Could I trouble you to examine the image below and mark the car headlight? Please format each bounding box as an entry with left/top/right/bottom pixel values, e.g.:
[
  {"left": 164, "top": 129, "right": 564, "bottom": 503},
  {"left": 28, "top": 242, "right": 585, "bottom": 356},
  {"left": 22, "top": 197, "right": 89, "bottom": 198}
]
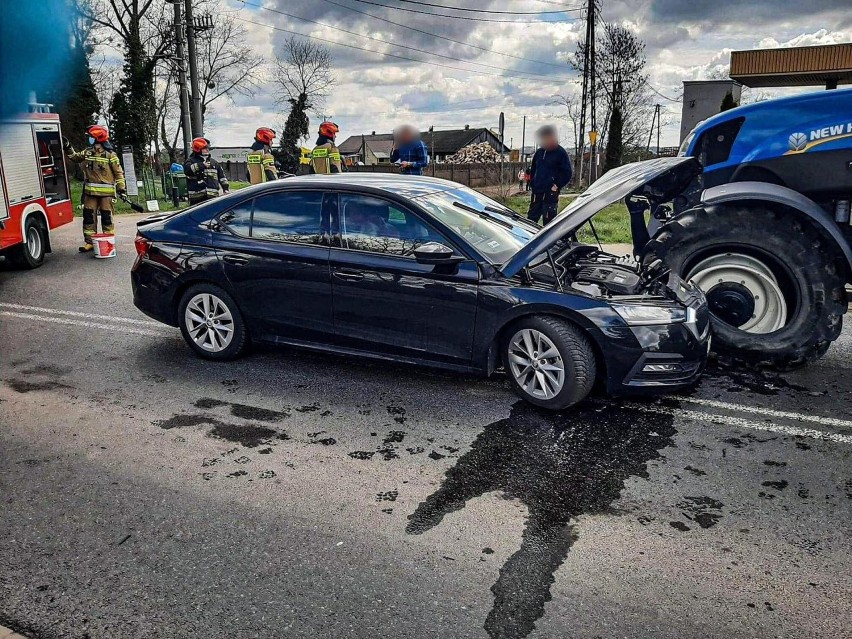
[{"left": 611, "top": 303, "right": 688, "bottom": 325}]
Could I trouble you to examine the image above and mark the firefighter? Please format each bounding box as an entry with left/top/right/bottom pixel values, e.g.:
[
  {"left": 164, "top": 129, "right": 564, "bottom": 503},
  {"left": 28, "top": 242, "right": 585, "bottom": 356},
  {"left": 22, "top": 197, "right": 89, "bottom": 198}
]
[
  {"left": 246, "top": 127, "right": 278, "bottom": 184},
  {"left": 183, "top": 137, "right": 229, "bottom": 205},
  {"left": 310, "top": 121, "right": 343, "bottom": 174},
  {"left": 64, "top": 125, "right": 126, "bottom": 252}
]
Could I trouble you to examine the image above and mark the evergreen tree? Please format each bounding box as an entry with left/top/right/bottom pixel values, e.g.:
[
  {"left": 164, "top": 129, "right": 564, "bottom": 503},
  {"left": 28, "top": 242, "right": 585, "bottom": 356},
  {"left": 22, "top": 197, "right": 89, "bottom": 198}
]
[
  {"left": 54, "top": 41, "right": 100, "bottom": 149},
  {"left": 720, "top": 91, "right": 739, "bottom": 111},
  {"left": 278, "top": 94, "right": 310, "bottom": 173},
  {"left": 110, "top": 29, "right": 157, "bottom": 167},
  {"left": 603, "top": 100, "right": 624, "bottom": 173}
]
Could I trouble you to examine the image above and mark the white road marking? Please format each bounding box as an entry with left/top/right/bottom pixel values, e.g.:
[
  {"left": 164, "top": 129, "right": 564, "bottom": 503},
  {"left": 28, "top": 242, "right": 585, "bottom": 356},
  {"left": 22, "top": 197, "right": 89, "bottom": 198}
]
[
  {"left": 2, "top": 302, "right": 850, "bottom": 444},
  {"left": 679, "top": 396, "right": 852, "bottom": 431},
  {"left": 0, "top": 311, "right": 174, "bottom": 338},
  {"left": 0, "top": 302, "right": 162, "bottom": 327},
  {"left": 623, "top": 401, "right": 852, "bottom": 445}
]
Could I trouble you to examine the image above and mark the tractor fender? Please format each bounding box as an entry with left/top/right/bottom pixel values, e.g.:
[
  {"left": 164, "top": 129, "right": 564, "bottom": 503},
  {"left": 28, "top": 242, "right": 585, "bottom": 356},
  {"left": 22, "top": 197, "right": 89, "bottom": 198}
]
[{"left": 700, "top": 181, "right": 852, "bottom": 275}]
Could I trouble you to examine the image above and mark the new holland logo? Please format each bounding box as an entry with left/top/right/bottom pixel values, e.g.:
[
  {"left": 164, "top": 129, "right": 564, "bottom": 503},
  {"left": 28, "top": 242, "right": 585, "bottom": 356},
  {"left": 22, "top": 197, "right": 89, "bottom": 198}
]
[{"left": 788, "top": 132, "right": 808, "bottom": 152}]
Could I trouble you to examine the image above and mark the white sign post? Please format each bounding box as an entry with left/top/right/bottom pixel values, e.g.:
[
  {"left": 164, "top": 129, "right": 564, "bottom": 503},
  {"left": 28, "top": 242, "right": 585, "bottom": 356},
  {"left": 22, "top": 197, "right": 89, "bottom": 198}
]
[{"left": 121, "top": 146, "right": 139, "bottom": 196}]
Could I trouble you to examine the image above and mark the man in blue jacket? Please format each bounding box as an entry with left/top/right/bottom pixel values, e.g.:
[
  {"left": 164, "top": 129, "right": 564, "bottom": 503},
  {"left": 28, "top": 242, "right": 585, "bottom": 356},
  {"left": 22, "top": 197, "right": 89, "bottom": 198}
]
[
  {"left": 528, "top": 125, "right": 573, "bottom": 225},
  {"left": 391, "top": 125, "right": 429, "bottom": 175}
]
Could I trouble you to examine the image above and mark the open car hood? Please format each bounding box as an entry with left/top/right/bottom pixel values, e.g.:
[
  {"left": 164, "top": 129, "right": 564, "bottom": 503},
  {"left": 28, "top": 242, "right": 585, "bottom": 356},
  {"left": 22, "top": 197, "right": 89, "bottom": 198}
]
[{"left": 499, "top": 156, "right": 701, "bottom": 277}]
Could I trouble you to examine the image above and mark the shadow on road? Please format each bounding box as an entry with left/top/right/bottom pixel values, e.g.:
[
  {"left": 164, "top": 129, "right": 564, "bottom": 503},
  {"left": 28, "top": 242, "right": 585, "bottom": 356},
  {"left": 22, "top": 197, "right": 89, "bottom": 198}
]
[{"left": 406, "top": 400, "right": 678, "bottom": 639}]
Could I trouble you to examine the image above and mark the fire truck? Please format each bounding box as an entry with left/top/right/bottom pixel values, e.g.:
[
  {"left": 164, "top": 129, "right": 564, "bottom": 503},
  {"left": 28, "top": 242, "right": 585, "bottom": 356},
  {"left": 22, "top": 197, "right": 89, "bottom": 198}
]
[{"left": 0, "top": 110, "right": 74, "bottom": 268}]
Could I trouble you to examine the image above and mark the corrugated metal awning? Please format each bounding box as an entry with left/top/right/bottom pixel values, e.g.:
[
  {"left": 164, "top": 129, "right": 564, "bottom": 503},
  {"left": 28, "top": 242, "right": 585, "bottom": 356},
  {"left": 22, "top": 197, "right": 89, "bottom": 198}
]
[{"left": 730, "top": 43, "right": 852, "bottom": 87}]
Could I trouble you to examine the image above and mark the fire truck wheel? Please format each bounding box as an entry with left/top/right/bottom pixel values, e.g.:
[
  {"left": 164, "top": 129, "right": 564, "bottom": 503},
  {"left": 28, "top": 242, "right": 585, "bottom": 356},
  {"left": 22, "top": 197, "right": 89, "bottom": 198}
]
[{"left": 9, "top": 218, "right": 46, "bottom": 269}]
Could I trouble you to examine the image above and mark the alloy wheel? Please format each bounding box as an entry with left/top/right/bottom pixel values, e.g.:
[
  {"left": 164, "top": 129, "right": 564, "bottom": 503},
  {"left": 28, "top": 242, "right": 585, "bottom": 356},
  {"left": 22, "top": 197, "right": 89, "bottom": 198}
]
[
  {"left": 184, "top": 293, "right": 235, "bottom": 353},
  {"left": 508, "top": 328, "right": 565, "bottom": 400}
]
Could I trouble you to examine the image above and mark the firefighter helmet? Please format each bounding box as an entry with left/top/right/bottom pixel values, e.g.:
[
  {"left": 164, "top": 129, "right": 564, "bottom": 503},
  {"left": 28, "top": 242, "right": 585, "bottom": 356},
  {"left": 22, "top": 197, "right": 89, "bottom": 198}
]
[
  {"left": 192, "top": 137, "right": 211, "bottom": 153},
  {"left": 319, "top": 121, "right": 340, "bottom": 140},
  {"left": 255, "top": 127, "right": 276, "bottom": 145},
  {"left": 87, "top": 125, "right": 110, "bottom": 144}
]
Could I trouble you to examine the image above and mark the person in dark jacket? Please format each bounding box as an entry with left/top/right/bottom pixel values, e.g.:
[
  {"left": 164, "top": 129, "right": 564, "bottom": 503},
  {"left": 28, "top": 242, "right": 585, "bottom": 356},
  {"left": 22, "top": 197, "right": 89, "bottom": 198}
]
[
  {"left": 527, "top": 125, "right": 573, "bottom": 225},
  {"left": 390, "top": 125, "right": 429, "bottom": 175},
  {"left": 183, "top": 137, "right": 229, "bottom": 205}
]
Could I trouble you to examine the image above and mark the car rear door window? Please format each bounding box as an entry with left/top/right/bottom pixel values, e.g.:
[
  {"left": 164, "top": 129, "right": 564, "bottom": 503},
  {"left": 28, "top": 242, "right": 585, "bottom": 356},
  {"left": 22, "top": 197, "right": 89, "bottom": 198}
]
[
  {"left": 340, "top": 194, "right": 446, "bottom": 256},
  {"left": 218, "top": 202, "right": 253, "bottom": 236},
  {"left": 251, "top": 191, "right": 326, "bottom": 244}
]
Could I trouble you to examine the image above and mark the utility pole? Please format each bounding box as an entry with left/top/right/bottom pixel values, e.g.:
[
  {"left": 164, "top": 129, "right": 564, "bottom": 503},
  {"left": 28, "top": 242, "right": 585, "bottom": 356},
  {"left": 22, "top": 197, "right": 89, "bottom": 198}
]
[
  {"left": 184, "top": 0, "right": 205, "bottom": 138},
  {"left": 172, "top": 1, "right": 191, "bottom": 158},
  {"left": 520, "top": 115, "right": 526, "bottom": 163},
  {"left": 588, "top": 0, "right": 597, "bottom": 184},
  {"left": 646, "top": 104, "right": 662, "bottom": 155},
  {"left": 578, "top": 0, "right": 596, "bottom": 186},
  {"left": 656, "top": 104, "right": 662, "bottom": 155}
]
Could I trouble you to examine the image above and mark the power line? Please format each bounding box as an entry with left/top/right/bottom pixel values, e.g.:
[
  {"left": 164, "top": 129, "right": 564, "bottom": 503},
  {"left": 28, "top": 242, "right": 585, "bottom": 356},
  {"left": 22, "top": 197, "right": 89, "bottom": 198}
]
[
  {"left": 234, "top": 15, "right": 575, "bottom": 82},
  {"left": 644, "top": 81, "right": 682, "bottom": 102},
  {"left": 351, "top": 0, "right": 582, "bottom": 23},
  {"left": 315, "top": 0, "right": 572, "bottom": 70},
  {"left": 385, "top": 0, "right": 576, "bottom": 15},
  {"left": 237, "top": 1, "right": 573, "bottom": 81}
]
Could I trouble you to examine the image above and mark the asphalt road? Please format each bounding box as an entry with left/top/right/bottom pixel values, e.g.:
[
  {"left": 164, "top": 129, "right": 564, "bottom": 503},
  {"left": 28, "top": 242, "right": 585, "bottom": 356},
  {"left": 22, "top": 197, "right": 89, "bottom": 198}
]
[{"left": 1, "top": 215, "right": 850, "bottom": 639}]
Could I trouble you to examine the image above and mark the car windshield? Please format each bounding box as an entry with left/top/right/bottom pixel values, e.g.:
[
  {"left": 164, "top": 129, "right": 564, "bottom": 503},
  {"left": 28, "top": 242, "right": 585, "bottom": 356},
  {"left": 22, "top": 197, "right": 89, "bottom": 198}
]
[{"left": 417, "top": 188, "right": 537, "bottom": 264}]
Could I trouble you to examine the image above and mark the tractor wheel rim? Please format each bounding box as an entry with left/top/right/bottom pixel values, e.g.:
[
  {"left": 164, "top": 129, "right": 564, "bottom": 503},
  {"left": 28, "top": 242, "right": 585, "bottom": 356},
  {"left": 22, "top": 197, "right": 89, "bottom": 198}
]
[
  {"left": 27, "top": 226, "right": 41, "bottom": 258},
  {"left": 687, "top": 253, "right": 787, "bottom": 334},
  {"left": 508, "top": 328, "right": 565, "bottom": 400},
  {"left": 185, "top": 293, "right": 234, "bottom": 352}
]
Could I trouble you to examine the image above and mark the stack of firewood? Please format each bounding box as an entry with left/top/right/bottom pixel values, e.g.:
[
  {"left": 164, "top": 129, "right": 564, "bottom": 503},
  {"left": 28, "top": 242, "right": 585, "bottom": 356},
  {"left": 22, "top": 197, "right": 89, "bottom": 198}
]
[{"left": 446, "top": 142, "right": 501, "bottom": 164}]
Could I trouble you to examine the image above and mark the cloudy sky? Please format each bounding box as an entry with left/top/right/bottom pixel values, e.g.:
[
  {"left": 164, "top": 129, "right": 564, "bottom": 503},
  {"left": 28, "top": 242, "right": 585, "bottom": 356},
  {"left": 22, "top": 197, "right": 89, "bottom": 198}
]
[{"left": 201, "top": 0, "right": 851, "bottom": 150}]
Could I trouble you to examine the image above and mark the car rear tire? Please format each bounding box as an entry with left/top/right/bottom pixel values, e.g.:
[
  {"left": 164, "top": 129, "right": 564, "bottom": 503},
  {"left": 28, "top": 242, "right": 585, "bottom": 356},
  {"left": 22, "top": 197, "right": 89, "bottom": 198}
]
[
  {"left": 503, "top": 316, "right": 596, "bottom": 410},
  {"left": 178, "top": 284, "right": 249, "bottom": 361},
  {"left": 646, "top": 204, "right": 847, "bottom": 368},
  {"left": 9, "top": 218, "right": 46, "bottom": 269}
]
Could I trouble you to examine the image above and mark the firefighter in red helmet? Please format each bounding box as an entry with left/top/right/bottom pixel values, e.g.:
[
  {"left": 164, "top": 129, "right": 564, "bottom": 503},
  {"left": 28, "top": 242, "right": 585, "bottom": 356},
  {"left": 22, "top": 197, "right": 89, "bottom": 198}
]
[
  {"left": 247, "top": 127, "right": 278, "bottom": 184},
  {"left": 310, "top": 121, "right": 343, "bottom": 174},
  {"left": 183, "top": 137, "right": 229, "bottom": 205},
  {"left": 64, "top": 125, "right": 126, "bottom": 252}
]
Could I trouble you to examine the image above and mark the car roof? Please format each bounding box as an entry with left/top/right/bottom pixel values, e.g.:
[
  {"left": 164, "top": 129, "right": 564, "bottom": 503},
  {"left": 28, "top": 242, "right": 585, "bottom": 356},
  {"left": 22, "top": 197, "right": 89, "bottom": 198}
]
[{"left": 245, "top": 173, "right": 462, "bottom": 199}]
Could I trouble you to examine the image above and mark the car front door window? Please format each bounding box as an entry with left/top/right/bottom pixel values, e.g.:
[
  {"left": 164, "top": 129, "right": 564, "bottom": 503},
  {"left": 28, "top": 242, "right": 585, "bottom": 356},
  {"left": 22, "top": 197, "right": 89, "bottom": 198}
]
[{"left": 340, "top": 194, "right": 447, "bottom": 255}]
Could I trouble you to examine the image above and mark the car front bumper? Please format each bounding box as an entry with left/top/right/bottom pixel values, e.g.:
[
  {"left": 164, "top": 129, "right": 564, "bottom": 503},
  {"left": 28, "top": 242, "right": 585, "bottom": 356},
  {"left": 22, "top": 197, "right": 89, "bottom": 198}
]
[{"left": 588, "top": 319, "right": 711, "bottom": 395}]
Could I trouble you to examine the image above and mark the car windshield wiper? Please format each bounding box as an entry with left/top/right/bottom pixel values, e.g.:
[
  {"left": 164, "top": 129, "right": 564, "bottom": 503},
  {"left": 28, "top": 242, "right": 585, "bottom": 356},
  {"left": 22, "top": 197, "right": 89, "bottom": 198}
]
[
  {"left": 452, "top": 201, "right": 514, "bottom": 229},
  {"left": 483, "top": 204, "right": 537, "bottom": 226}
]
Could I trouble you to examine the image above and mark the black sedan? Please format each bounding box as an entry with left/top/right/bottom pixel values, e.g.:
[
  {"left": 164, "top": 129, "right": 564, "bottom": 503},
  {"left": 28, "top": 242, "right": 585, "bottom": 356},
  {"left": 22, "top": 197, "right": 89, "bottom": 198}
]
[{"left": 132, "top": 158, "right": 710, "bottom": 409}]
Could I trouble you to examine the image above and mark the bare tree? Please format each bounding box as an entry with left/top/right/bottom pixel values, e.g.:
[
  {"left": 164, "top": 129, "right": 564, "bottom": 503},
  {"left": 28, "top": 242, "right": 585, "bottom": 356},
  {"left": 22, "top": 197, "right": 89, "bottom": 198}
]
[
  {"left": 570, "top": 23, "right": 655, "bottom": 163},
  {"left": 273, "top": 35, "right": 335, "bottom": 115},
  {"left": 197, "top": 13, "right": 265, "bottom": 124},
  {"left": 552, "top": 93, "right": 583, "bottom": 172}
]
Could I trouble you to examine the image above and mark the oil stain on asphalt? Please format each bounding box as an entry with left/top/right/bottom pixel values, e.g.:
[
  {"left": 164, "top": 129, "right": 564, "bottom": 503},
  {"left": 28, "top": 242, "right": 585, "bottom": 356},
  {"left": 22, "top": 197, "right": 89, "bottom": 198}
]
[{"left": 406, "top": 400, "right": 686, "bottom": 639}]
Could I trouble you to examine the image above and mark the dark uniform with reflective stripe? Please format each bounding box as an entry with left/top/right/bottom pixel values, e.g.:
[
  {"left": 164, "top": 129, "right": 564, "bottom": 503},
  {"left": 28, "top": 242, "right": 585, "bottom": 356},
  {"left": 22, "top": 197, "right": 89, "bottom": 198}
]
[
  {"left": 67, "top": 145, "right": 126, "bottom": 242},
  {"left": 183, "top": 153, "right": 229, "bottom": 204}
]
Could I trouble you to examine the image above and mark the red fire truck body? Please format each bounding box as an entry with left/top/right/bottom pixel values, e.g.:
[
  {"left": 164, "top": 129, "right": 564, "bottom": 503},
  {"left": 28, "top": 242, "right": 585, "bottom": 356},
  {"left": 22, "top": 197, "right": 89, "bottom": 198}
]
[{"left": 0, "top": 112, "right": 74, "bottom": 268}]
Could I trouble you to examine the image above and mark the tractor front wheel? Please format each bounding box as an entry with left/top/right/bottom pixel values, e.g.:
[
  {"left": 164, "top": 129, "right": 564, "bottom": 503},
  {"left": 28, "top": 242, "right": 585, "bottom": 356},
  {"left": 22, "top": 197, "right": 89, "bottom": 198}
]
[{"left": 646, "top": 204, "right": 847, "bottom": 369}]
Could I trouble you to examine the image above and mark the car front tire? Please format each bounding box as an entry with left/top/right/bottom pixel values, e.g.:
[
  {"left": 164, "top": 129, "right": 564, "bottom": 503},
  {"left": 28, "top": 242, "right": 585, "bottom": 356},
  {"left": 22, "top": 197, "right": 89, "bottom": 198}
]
[
  {"left": 178, "top": 284, "right": 249, "bottom": 361},
  {"left": 503, "top": 316, "right": 596, "bottom": 410}
]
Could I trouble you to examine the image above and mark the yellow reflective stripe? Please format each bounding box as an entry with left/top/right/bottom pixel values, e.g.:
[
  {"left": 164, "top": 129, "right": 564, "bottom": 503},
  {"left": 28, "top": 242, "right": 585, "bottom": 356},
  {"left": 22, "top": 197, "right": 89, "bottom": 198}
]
[
  {"left": 329, "top": 152, "right": 341, "bottom": 160},
  {"left": 85, "top": 184, "right": 116, "bottom": 194},
  {"left": 87, "top": 156, "right": 111, "bottom": 163},
  {"left": 110, "top": 156, "right": 120, "bottom": 164},
  {"left": 262, "top": 158, "right": 274, "bottom": 166}
]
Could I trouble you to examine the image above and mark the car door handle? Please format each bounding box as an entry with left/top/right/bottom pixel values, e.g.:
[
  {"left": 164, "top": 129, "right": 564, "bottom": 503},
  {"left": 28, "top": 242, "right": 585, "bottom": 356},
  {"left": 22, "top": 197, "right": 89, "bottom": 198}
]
[
  {"left": 333, "top": 269, "right": 364, "bottom": 281},
  {"left": 222, "top": 254, "right": 249, "bottom": 266}
]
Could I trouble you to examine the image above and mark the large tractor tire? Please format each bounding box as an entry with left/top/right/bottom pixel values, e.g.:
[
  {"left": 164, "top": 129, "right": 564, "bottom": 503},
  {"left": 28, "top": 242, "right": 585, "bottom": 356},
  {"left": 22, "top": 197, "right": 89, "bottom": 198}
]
[{"left": 645, "top": 204, "right": 847, "bottom": 369}]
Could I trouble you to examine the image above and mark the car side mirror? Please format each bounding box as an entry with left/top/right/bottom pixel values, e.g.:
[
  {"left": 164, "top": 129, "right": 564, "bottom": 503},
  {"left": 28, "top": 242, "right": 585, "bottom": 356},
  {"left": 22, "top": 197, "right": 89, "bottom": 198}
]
[{"left": 413, "top": 242, "right": 464, "bottom": 265}]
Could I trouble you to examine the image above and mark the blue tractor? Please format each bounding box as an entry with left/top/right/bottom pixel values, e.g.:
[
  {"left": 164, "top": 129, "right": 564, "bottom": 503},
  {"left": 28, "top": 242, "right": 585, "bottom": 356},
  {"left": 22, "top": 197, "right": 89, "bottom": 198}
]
[{"left": 640, "top": 88, "right": 852, "bottom": 367}]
